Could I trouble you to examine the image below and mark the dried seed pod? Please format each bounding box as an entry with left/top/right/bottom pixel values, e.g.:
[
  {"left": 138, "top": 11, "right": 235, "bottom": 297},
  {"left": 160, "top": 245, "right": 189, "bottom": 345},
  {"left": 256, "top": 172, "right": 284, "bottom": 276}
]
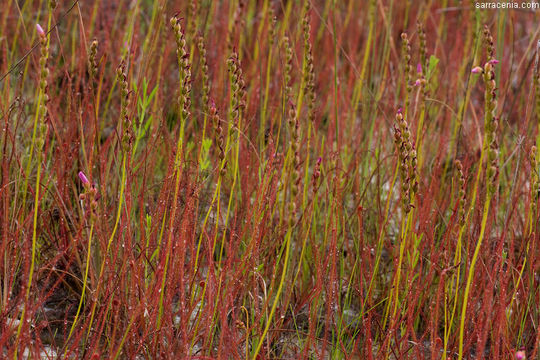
[
  {"left": 197, "top": 35, "right": 210, "bottom": 112},
  {"left": 171, "top": 15, "right": 192, "bottom": 122},
  {"left": 302, "top": 3, "right": 316, "bottom": 123},
  {"left": 455, "top": 160, "right": 467, "bottom": 226},
  {"left": 401, "top": 32, "right": 413, "bottom": 111},
  {"left": 227, "top": 51, "right": 246, "bottom": 125},
  {"left": 88, "top": 39, "right": 99, "bottom": 80},
  {"left": 117, "top": 61, "right": 132, "bottom": 151},
  {"left": 394, "top": 109, "right": 418, "bottom": 213}
]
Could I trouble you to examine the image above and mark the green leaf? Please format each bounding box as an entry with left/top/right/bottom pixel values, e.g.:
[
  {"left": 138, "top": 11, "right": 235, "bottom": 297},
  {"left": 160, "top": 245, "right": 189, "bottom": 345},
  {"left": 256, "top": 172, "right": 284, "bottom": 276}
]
[
  {"left": 199, "top": 137, "right": 212, "bottom": 172},
  {"left": 427, "top": 55, "right": 439, "bottom": 80}
]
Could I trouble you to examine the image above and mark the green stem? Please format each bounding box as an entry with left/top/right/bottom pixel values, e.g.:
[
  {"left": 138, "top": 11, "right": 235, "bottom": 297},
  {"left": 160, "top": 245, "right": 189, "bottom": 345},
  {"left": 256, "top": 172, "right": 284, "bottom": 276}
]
[
  {"left": 458, "top": 195, "right": 491, "bottom": 359},
  {"left": 65, "top": 223, "right": 94, "bottom": 349},
  {"left": 251, "top": 229, "right": 292, "bottom": 360}
]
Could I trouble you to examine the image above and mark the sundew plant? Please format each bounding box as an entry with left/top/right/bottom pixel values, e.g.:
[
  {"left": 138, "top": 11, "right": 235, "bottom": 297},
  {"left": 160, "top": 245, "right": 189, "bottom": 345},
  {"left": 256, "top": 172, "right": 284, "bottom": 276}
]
[{"left": 0, "top": 0, "right": 538, "bottom": 359}]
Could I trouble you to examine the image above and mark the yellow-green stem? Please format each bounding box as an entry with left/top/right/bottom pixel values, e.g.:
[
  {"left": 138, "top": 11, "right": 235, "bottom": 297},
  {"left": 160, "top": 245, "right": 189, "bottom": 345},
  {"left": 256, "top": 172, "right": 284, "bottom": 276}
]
[
  {"left": 458, "top": 195, "right": 491, "bottom": 359},
  {"left": 251, "top": 229, "right": 292, "bottom": 360},
  {"left": 65, "top": 223, "right": 95, "bottom": 350}
]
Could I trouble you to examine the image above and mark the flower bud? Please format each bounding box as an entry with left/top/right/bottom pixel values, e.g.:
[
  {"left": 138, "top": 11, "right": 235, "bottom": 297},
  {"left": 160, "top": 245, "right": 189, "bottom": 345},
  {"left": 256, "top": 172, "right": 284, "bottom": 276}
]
[
  {"left": 471, "top": 66, "right": 483, "bottom": 74},
  {"left": 78, "top": 171, "right": 90, "bottom": 187},
  {"left": 36, "top": 24, "right": 45, "bottom": 37}
]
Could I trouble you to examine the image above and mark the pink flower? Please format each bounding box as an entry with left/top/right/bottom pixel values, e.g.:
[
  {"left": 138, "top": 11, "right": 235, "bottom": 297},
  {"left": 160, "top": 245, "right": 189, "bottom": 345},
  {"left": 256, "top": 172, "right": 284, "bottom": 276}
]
[
  {"left": 36, "top": 24, "right": 45, "bottom": 37},
  {"left": 515, "top": 350, "right": 526, "bottom": 360},
  {"left": 397, "top": 107, "right": 403, "bottom": 114},
  {"left": 488, "top": 59, "right": 500, "bottom": 65},
  {"left": 417, "top": 63, "right": 422, "bottom": 74},
  {"left": 78, "top": 171, "right": 90, "bottom": 187},
  {"left": 471, "top": 66, "right": 483, "bottom": 74}
]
